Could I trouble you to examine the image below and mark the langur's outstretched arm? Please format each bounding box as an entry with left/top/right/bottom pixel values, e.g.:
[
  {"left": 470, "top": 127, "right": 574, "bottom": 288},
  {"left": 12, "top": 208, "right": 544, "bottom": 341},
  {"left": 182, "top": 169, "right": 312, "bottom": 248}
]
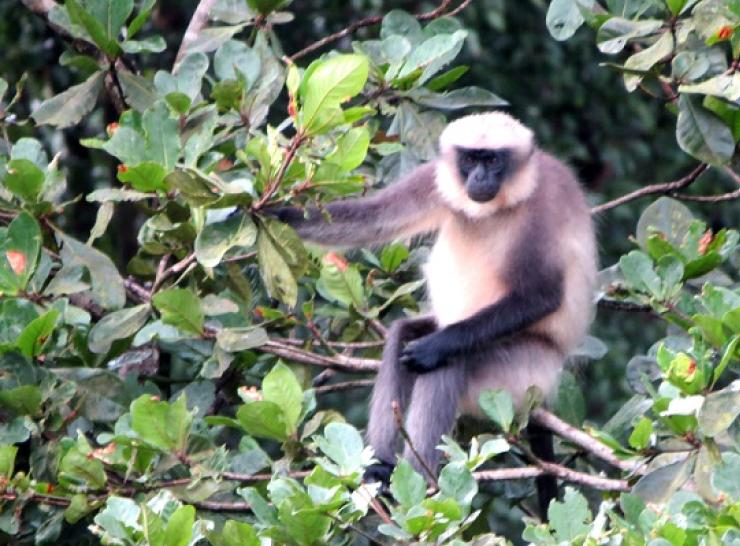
[
  {"left": 400, "top": 261, "right": 564, "bottom": 373},
  {"left": 273, "top": 162, "right": 442, "bottom": 248}
]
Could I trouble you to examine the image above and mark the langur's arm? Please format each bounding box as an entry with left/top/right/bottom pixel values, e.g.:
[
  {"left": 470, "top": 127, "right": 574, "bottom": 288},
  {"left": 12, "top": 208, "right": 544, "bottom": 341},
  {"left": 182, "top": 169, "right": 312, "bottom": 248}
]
[
  {"left": 272, "top": 162, "right": 442, "bottom": 248},
  {"left": 400, "top": 261, "right": 564, "bottom": 373}
]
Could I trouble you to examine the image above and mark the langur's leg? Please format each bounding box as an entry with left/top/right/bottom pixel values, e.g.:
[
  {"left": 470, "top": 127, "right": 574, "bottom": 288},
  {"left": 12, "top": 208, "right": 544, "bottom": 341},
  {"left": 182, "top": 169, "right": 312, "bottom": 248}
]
[
  {"left": 401, "top": 361, "right": 467, "bottom": 479},
  {"left": 366, "top": 316, "right": 437, "bottom": 465}
]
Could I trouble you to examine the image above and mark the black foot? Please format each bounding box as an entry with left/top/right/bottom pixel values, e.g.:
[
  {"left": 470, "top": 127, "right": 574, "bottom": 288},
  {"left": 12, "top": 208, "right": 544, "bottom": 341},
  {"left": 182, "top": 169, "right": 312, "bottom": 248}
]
[{"left": 363, "top": 461, "right": 394, "bottom": 496}]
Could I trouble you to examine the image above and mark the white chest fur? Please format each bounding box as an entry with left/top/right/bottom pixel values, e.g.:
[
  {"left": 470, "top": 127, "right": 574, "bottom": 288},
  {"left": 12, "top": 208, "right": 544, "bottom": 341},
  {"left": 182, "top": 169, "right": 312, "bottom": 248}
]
[{"left": 424, "top": 218, "right": 510, "bottom": 326}]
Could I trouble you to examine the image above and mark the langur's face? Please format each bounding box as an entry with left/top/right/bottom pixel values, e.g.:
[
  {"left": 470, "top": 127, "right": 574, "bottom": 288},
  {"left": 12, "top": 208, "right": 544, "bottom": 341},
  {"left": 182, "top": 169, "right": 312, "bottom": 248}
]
[{"left": 455, "top": 147, "right": 511, "bottom": 203}]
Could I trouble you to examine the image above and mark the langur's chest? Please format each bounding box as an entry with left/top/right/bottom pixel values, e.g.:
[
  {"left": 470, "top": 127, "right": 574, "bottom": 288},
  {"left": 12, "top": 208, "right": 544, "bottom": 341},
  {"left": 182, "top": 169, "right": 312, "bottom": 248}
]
[{"left": 424, "top": 221, "right": 510, "bottom": 325}]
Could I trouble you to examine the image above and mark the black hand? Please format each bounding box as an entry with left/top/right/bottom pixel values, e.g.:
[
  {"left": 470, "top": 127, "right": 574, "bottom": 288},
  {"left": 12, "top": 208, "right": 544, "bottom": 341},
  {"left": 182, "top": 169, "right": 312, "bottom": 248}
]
[
  {"left": 363, "top": 461, "right": 394, "bottom": 497},
  {"left": 399, "top": 333, "right": 448, "bottom": 373}
]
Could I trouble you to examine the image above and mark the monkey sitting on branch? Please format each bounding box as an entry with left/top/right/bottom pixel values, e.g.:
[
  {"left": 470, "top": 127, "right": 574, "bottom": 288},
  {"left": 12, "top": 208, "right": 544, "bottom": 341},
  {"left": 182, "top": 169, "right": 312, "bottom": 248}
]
[{"left": 272, "top": 112, "right": 597, "bottom": 512}]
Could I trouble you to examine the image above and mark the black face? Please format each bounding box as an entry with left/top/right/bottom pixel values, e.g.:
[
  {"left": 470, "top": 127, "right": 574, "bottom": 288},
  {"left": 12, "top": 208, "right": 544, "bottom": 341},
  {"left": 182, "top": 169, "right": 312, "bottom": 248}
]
[{"left": 455, "top": 147, "right": 511, "bottom": 203}]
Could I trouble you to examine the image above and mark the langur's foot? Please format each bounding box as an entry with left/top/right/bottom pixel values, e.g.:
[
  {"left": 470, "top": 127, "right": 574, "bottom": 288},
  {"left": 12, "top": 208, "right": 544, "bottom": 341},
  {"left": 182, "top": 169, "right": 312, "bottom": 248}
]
[{"left": 363, "top": 461, "right": 394, "bottom": 496}]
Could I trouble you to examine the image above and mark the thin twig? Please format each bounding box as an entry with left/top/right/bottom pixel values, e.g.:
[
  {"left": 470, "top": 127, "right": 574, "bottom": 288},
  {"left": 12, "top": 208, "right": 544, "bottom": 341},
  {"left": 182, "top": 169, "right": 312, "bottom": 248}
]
[
  {"left": 723, "top": 166, "right": 740, "bottom": 186},
  {"left": 190, "top": 500, "right": 252, "bottom": 512},
  {"left": 288, "top": 0, "right": 471, "bottom": 61},
  {"left": 591, "top": 164, "right": 708, "bottom": 214},
  {"left": 392, "top": 401, "right": 439, "bottom": 487},
  {"left": 279, "top": 338, "right": 384, "bottom": 350},
  {"left": 672, "top": 189, "right": 740, "bottom": 202},
  {"left": 261, "top": 339, "right": 380, "bottom": 372},
  {"left": 315, "top": 379, "right": 374, "bottom": 394},
  {"left": 174, "top": 0, "right": 219, "bottom": 72},
  {"left": 253, "top": 134, "right": 306, "bottom": 210},
  {"left": 531, "top": 408, "right": 643, "bottom": 473}
]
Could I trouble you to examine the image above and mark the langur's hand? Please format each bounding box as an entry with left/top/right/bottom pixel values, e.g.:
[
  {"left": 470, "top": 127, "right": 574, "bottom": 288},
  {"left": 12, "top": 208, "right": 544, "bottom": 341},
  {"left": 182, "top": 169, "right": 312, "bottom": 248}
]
[
  {"left": 363, "top": 461, "right": 394, "bottom": 496},
  {"left": 400, "top": 333, "right": 448, "bottom": 373}
]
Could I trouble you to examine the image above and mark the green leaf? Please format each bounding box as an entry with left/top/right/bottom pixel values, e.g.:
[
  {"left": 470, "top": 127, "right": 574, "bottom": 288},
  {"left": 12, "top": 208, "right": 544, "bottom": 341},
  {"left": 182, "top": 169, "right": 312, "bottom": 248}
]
[
  {"left": 57, "top": 232, "right": 126, "bottom": 309},
  {"left": 216, "top": 327, "right": 268, "bottom": 352},
  {"left": 121, "top": 35, "right": 166, "bottom": 54},
  {"left": 0, "top": 445, "right": 17, "bottom": 477},
  {"left": 390, "top": 459, "right": 427, "bottom": 508},
  {"left": 623, "top": 32, "right": 674, "bottom": 92},
  {"left": 0, "top": 213, "right": 42, "bottom": 295},
  {"left": 628, "top": 416, "right": 653, "bottom": 450},
  {"left": 117, "top": 161, "right": 168, "bottom": 192},
  {"left": 130, "top": 394, "right": 193, "bottom": 452},
  {"left": 211, "top": 520, "right": 260, "bottom": 546},
  {"left": 326, "top": 125, "right": 370, "bottom": 171},
  {"left": 425, "top": 65, "right": 469, "bottom": 91},
  {"left": 633, "top": 458, "right": 693, "bottom": 503},
  {"left": 2, "top": 159, "right": 45, "bottom": 202},
  {"left": 65, "top": 0, "right": 121, "bottom": 55},
  {"left": 237, "top": 400, "right": 289, "bottom": 441},
  {"left": 380, "top": 243, "right": 409, "bottom": 272},
  {"left": 317, "top": 258, "right": 365, "bottom": 309},
  {"left": 117, "top": 71, "right": 158, "bottom": 112},
  {"left": 596, "top": 18, "right": 663, "bottom": 54},
  {"left": 381, "top": 10, "right": 423, "bottom": 43},
  {"left": 195, "top": 212, "right": 257, "bottom": 268},
  {"left": 665, "top": 0, "right": 688, "bottom": 16},
  {"left": 262, "top": 362, "right": 303, "bottom": 430},
  {"left": 162, "top": 505, "right": 194, "bottom": 546},
  {"left": 680, "top": 74, "right": 740, "bottom": 102},
  {"left": 314, "top": 422, "right": 366, "bottom": 474},
  {"left": 478, "top": 389, "right": 515, "bottom": 432},
  {"left": 0, "top": 386, "right": 42, "bottom": 416},
  {"left": 214, "top": 40, "right": 261, "bottom": 86},
  {"left": 88, "top": 304, "right": 151, "bottom": 354},
  {"left": 554, "top": 370, "right": 586, "bottom": 425},
  {"left": 152, "top": 288, "right": 204, "bottom": 335},
  {"left": 548, "top": 487, "right": 591, "bottom": 541},
  {"left": 84, "top": 0, "right": 133, "bottom": 44},
  {"left": 676, "top": 95, "right": 735, "bottom": 165},
  {"left": 64, "top": 494, "right": 93, "bottom": 524},
  {"left": 59, "top": 437, "right": 107, "bottom": 490},
  {"left": 438, "top": 461, "right": 477, "bottom": 505},
  {"left": 246, "top": 0, "right": 291, "bottom": 15},
  {"left": 413, "top": 86, "right": 508, "bottom": 109},
  {"left": 300, "top": 54, "right": 369, "bottom": 135},
  {"left": 636, "top": 197, "right": 694, "bottom": 249},
  {"left": 712, "top": 452, "right": 740, "bottom": 500},
  {"left": 257, "top": 218, "right": 307, "bottom": 308},
  {"left": 398, "top": 30, "right": 467, "bottom": 85},
  {"left": 619, "top": 250, "right": 661, "bottom": 297},
  {"left": 698, "top": 383, "right": 740, "bottom": 437},
  {"left": 17, "top": 309, "right": 59, "bottom": 358},
  {"left": 546, "top": 0, "right": 585, "bottom": 41}
]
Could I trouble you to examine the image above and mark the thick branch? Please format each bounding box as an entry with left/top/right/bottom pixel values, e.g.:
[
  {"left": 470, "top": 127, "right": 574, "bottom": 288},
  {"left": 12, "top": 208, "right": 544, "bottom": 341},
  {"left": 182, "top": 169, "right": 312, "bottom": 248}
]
[
  {"left": 591, "top": 164, "right": 708, "bottom": 214},
  {"left": 288, "top": 0, "right": 470, "bottom": 61},
  {"left": 531, "top": 408, "right": 642, "bottom": 473},
  {"left": 174, "top": 0, "right": 219, "bottom": 72}
]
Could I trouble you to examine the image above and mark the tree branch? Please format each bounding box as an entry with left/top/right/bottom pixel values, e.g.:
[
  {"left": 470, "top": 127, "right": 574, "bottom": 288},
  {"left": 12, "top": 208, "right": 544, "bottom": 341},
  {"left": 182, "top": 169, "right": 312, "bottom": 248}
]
[
  {"left": 288, "top": 0, "right": 471, "bottom": 61},
  {"left": 174, "top": 0, "right": 219, "bottom": 72},
  {"left": 591, "top": 163, "right": 708, "bottom": 214},
  {"left": 315, "top": 379, "right": 375, "bottom": 394},
  {"left": 473, "top": 464, "right": 628, "bottom": 491},
  {"left": 531, "top": 408, "right": 643, "bottom": 473},
  {"left": 672, "top": 188, "right": 740, "bottom": 202},
  {"left": 261, "top": 339, "right": 380, "bottom": 372}
]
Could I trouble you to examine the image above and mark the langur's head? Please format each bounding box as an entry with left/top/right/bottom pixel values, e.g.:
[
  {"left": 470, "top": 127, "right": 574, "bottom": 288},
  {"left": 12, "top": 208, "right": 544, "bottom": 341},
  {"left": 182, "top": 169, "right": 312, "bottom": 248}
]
[{"left": 436, "top": 112, "right": 538, "bottom": 217}]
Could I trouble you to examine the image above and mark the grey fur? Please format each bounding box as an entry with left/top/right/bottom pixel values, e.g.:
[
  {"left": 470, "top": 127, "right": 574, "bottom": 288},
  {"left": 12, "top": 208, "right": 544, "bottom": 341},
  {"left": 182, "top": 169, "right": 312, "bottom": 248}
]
[{"left": 276, "top": 127, "right": 597, "bottom": 479}]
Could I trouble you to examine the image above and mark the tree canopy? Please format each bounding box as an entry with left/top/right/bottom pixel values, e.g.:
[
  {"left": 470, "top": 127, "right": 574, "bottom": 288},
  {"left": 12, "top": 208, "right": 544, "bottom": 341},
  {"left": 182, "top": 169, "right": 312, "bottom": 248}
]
[{"left": 0, "top": 0, "right": 738, "bottom": 544}]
